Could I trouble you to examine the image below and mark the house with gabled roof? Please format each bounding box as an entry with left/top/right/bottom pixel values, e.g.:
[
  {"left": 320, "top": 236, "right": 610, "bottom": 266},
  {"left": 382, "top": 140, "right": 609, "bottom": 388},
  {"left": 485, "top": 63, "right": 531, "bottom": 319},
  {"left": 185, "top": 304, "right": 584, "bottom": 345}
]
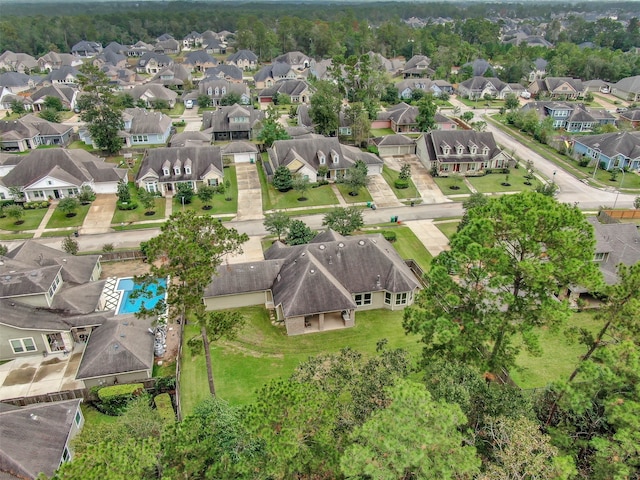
[
  {"left": 183, "top": 50, "right": 218, "bottom": 73},
  {"left": 258, "top": 79, "right": 312, "bottom": 105},
  {"left": 416, "top": 130, "right": 513, "bottom": 176},
  {"left": 199, "top": 79, "right": 250, "bottom": 106},
  {"left": 91, "top": 50, "right": 128, "bottom": 70},
  {"left": 41, "top": 66, "right": 80, "bottom": 86},
  {"left": 203, "top": 64, "right": 244, "bottom": 83},
  {"left": 168, "top": 131, "right": 211, "bottom": 148},
  {"left": 71, "top": 41, "right": 102, "bottom": 58},
  {"left": 149, "top": 64, "right": 191, "bottom": 90},
  {"left": 458, "top": 77, "right": 524, "bottom": 100},
  {"left": 266, "top": 134, "right": 383, "bottom": 182},
  {"left": 28, "top": 84, "right": 78, "bottom": 112},
  {"left": 128, "top": 84, "right": 178, "bottom": 109},
  {"left": 274, "top": 51, "right": 311, "bottom": 71},
  {"left": 612, "top": 75, "right": 640, "bottom": 102},
  {"left": 0, "top": 114, "right": 73, "bottom": 152},
  {"left": 572, "top": 131, "right": 640, "bottom": 172},
  {"left": 37, "top": 52, "right": 82, "bottom": 73},
  {"left": 226, "top": 49, "right": 258, "bottom": 71},
  {"left": 374, "top": 102, "right": 457, "bottom": 133},
  {"left": 401, "top": 55, "right": 434, "bottom": 78},
  {"left": 0, "top": 51, "right": 37, "bottom": 74},
  {"left": 528, "top": 77, "right": 586, "bottom": 100},
  {"left": 122, "top": 107, "right": 173, "bottom": 146},
  {"left": 135, "top": 146, "right": 224, "bottom": 195},
  {"left": 203, "top": 231, "right": 421, "bottom": 335},
  {"left": 154, "top": 36, "right": 181, "bottom": 55},
  {"left": 183, "top": 31, "right": 204, "bottom": 49},
  {"left": 618, "top": 108, "right": 640, "bottom": 128},
  {"left": 522, "top": 101, "right": 615, "bottom": 132},
  {"left": 397, "top": 79, "right": 453, "bottom": 100},
  {"left": 203, "top": 104, "right": 265, "bottom": 141},
  {"left": 528, "top": 58, "right": 548, "bottom": 82},
  {"left": 0, "top": 72, "right": 41, "bottom": 94},
  {"left": 0, "top": 148, "right": 126, "bottom": 200},
  {"left": 136, "top": 52, "right": 173, "bottom": 75},
  {"left": 253, "top": 63, "right": 297, "bottom": 89},
  {"left": 372, "top": 134, "right": 416, "bottom": 157},
  {"left": 0, "top": 399, "right": 84, "bottom": 479}
]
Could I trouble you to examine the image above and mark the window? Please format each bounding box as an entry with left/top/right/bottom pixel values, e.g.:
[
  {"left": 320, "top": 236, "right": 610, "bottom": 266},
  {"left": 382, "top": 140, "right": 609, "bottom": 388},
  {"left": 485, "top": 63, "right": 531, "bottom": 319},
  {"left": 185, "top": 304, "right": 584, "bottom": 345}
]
[
  {"left": 384, "top": 292, "right": 392, "bottom": 305},
  {"left": 185, "top": 166, "right": 191, "bottom": 174},
  {"left": 75, "top": 410, "right": 82, "bottom": 426},
  {"left": 456, "top": 146, "right": 464, "bottom": 155},
  {"left": 442, "top": 147, "right": 450, "bottom": 155},
  {"left": 594, "top": 252, "right": 606, "bottom": 262},
  {"left": 207, "top": 87, "right": 213, "bottom": 95},
  {"left": 395, "top": 292, "right": 408, "bottom": 306},
  {"left": 482, "top": 147, "right": 489, "bottom": 156},
  {"left": 62, "top": 447, "right": 70, "bottom": 463},
  {"left": 332, "top": 154, "right": 339, "bottom": 164},
  {"left": 174, "top": 167, "right": 181, "bottom": 175},
  {"left": 9, "top": 337, "right": 37, "bottom": 354},
  {"left": 162, "top": 168, "right": 170, "bottom": 176},
  {"left": 67, "top": 188, "right": 78, "bottom": 196},
  {"left": 0, "top": 193, "right": 4, "bottom": 199},
  {"left": 48, "top": 274, "right": 61, "bottom": 298},
  {"left": 470, "top": 146, "right": 477, "bottom": 154},
  {"left": 354, "top": 293, "right": 372, "bottom": 306},
  {"left": 208, "top": 178, "right": 219, "bottom": 186},
  {"left": 47, "top": 180, "right": 53, "bottom": 185},
  {"left": 33, "top": 191, "right": 44, "bottom": 199}
]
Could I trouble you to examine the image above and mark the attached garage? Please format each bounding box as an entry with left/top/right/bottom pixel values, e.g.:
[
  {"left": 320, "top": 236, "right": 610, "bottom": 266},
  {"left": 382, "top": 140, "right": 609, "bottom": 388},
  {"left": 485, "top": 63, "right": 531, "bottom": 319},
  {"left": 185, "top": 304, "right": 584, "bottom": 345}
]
[
  {"left": 222, "top": 141, "right": 259, "bottom": 163},
  {"left": 373, "top": 134, "right": 416, "bottom": 158}
]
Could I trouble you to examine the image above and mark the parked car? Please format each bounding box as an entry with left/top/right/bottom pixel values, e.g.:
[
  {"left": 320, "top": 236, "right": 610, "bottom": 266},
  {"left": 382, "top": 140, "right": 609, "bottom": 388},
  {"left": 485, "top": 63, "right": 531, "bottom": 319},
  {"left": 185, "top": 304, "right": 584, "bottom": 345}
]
[
  {"left": 185, "top": 99, "right": 194, "bottom": 109},
  {"left": 616, "top": 107, "right": 628, "bottom": 113},
  {"left": 599, "top": 86, "right": 610, "bottom": 94},
  {"left": 520, "top": 91, "right": 531, "bottom": 99}
]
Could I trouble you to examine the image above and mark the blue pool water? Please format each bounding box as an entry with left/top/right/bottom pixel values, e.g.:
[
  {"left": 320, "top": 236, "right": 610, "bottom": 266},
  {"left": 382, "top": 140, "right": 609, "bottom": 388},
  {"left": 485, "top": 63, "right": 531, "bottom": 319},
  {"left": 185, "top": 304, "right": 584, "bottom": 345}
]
[{"left": 116, "top": 277, "right": 167, "bottom": 315}]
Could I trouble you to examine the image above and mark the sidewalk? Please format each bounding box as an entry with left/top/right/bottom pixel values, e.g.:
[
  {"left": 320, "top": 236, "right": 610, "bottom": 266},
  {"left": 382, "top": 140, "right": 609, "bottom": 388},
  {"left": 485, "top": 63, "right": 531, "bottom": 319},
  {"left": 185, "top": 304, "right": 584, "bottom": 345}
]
[{"left": 32, "top": 202, "right": 58, "bottom": 239}]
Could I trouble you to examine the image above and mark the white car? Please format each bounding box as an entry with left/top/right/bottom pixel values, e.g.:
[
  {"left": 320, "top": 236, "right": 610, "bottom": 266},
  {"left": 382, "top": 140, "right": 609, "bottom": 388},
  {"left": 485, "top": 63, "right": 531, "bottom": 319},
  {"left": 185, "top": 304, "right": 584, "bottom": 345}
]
[
  {"left": 520, "top": 91, "right": 531, "bottom": 99},
  {"left": 185, "top": 100, "right": 194, "bottom": 109}
]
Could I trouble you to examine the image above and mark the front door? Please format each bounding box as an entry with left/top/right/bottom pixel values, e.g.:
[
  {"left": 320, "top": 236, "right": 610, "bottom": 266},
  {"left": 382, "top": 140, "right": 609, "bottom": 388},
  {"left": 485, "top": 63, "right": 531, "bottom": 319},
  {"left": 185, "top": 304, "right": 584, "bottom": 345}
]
[
  {"left": 453, "top": 164, "right": 460, "bottom": 172},
  {"left": 53, "top": 189, "right": 61, "bottom": 199}
]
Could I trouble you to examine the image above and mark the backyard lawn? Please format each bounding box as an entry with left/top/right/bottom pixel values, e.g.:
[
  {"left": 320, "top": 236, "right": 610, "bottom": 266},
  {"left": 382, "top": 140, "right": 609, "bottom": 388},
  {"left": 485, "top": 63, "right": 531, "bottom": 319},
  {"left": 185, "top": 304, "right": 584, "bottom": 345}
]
[
  {"left": 381, "top": 165, "right": 419, "bottom": 199},
  {"left": 179, "top": 306, "right": 422, "bottom": 414},
  {"left": 467, "top": 168, "right": 537, "bottom": 194},
  {"left": 46, "top": 203, "right": 91, "bottom": 229},
  {"left": 370, "top": 128, "right": 395, "bottom": 137},
  {"left": 510, "top": 310, "right": 602, "bottom": 390},
  {"left": 0, "top": 207, "right": 48, "bottom": 231}
]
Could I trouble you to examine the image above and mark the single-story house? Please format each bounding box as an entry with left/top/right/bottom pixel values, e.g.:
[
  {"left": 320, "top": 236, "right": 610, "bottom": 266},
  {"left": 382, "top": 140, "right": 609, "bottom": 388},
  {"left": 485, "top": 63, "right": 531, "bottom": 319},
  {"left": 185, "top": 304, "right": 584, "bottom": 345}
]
[
  {"left": 258, "top": 79, "right": 312, "bottom": 104},
  {"left": 458, "top": 77, "right": 524, "bottom": 100},
  {"left": 611, "top": 75, "right": 640, "bottom": 102},
  {"left": 203, "top": 230, "right": 421, "bottom": 335},
  {"left": 0, "top": 114, "right": 73, "bottom": 152},
  {"left": 122, "top": 108, "right": 172, "bottom": 146},
  {"left": 373, "top": 103, "right": 457, "bottom": 133},
  {"left": 587, "top": 216, "right": 640, "bottom": 285},
  {"left": 168, "top": 131, "right": 211, "bottom": 148},
  {"left": 572, "top": 131, "right": 640, "bottom": 172},
  {"left": 416, "top": 130, "right": 513, "bottom": 175},
  {"left": 528, "top": 77, "right": 586, "bottom": 100},
  {"left": 0, "top": 72, "right": 41, "bottom": 94},
  {"left": 135, "top": 146, "right": 224, "bottom": 195},
  {"left": 202, "top": 104, "right": 265, "bottom": 142},
  {"left": 0, "top": 399, "right": 84, "bottom": 479},
  {"left": 29, "top": 84, "right": 79, "bottom": 112},
  {"left": 222, "top": 141, "right": 259, "bottom": 164},
  {"left": 397, "top": 79, "right": 452, "bottom": 100},
  {"left": 266, "top": 134, "right": 383, "bottom": 182},
  {"left": 128, "top": 84, "right": 178, "bottom": 109},
  {"left": 618, "top": 108, "right": 640, "bottom": 128},
  {"left": 0, "top": 148, "right": 126, "bottom": 201}
]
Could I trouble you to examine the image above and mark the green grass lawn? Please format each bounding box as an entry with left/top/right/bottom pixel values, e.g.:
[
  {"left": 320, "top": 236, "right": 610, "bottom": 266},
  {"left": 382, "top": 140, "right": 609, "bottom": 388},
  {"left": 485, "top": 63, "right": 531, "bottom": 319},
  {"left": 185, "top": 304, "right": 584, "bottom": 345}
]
[
  {"left": 457, "top": 97, "right": 504, "bottom": 108},
  {"left": 46, "top": 203, "right": 90, "bottom": 229},
  {"left": 40, "top": 229, "right": 76, "bottom": 238},
  {"left": 180, "top": 306, "right": 422, "bottom": 414},
  {"left": 81, "top": 404, "right": 119, "bottom": 428},
  {"left": 467, "top": 168, "right": 537, "bottom": 194},
  {"left": 335, "top": 183, "right": 373, "bottom": 204},
  {"left": 435, "top": 220, "right": 460, "bottom": 240},
  {"left": 510, "top": 311, "right": 602, "bottom": 390},
  {"left": 175, "top": 166, "right": 238, "bottom": 215},
  {"left": 112, "top": 197, "right": 166, "bottom": 224},
  {"left": 371, "top": 225, "right": 432, "bottom": 272},
  {"left": 382, "top": 165, "right": 419, "bottom": 199},
  {"left": 432, "top": 176, "right": 472, "bottom": 195},
  {"left": 0, "top": 233, "right": 33, "bottom": 240},
  {"left": 0, "top": 208, "right": 48, "bottom": 231},
  {"left": 371, "top": 128, "right": 395, "bottom": 137},
  {"left": 67, "top": 141, "right": 97, "bottom": 152}
]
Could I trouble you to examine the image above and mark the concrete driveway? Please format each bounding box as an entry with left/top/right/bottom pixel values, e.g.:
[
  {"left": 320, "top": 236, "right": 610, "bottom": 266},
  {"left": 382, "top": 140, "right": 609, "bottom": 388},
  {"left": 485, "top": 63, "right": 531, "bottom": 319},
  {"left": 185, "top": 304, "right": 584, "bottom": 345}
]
[
  {"left": 223, "top": 235, "right": 265, "bottom": 265},
  {"left": 79, "top": 194, "right": 117, "bottom": 235},
  {"left": 368, "top": 174, "right": 403, "bottom": 207},
  {"left": 235, "top": 163, "right": 263, "bottom": 221},
  {"left": 404, "top": 219, "right": 451, "bottom": 257},
  {"left": 386, "top": 154, "right": 451, "bottom": 204}
]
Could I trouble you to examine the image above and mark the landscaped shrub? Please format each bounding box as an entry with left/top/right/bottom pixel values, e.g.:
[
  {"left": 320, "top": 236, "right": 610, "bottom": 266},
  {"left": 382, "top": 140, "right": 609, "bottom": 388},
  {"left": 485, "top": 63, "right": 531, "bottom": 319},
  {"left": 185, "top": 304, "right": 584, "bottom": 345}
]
[
  {"left": 382, "top": 230, "right": 397, "bottom": 242},
  {"left": 23, "top": 201, "right": 49, "bottom": 210},
  {"left": 117, "top": 200, "right": 138, "bottom": 210},
  {"left": 394, "top": 179, "right": 409, "bottom": 189},
  {"left": 154, "top": 393, "right": 175, "bottom": 422},
  {"left": 578, "top": 158, "right": 590, "bottom": 167},
  {"left": 96, "top": 383, "right": 145, "bottom": 416}
]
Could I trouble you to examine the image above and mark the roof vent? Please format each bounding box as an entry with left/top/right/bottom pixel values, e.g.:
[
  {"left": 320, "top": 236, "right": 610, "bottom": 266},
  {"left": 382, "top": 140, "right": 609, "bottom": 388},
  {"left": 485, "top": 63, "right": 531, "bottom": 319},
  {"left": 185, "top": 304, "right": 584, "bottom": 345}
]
[
  {"left": 114, "top": 343, "right": 119, "bottom": 350},
  {"left": 319, "top": 245, "right": 326, "bottom": 250},
  {"left": 30, "top": 272, "right": 38, "bottom": 277},
  {"left": 4, "top": 275, "right": 11, "bottom": 280},
  {"left": 310, "top": 269, "right": 315, "bottom": 274},
  {"left": 301, "top": 252, "right": 306, "bottom": 257},
  {"left": 120, "top": 334, "right": 126, "bottom": 338},
  {"left": 358, "top": 240, "right": 365, "bottom": 246},
  {"left": 338, "top": 242, "right": 345, "bottom": 248}
]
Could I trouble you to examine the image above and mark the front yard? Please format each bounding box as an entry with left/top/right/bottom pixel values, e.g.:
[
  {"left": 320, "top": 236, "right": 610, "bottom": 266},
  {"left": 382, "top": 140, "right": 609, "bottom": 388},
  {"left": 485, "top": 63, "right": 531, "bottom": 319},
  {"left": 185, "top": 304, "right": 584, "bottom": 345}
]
[
  {"left": 467, "top": 167, "right": 538, "bottom": 194},
  {"left": 45, "top": 203, "right": 91, "bottom": 229},
  {"left": 0, "top": 207, "right": 48, "bottom": 231},
  {"left": 175, "top": 166, "right": 238, "bottom": 216},
  {"left": 381, "top": 165, "right": 419, "bottom": 199}
]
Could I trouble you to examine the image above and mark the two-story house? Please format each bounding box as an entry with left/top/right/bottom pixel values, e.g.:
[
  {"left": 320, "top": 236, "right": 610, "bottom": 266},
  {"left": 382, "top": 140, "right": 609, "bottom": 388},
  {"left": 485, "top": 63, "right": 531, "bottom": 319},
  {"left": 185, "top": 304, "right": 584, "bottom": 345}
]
[
  {"left": 199, "top": 79, "right": 250, "bottom": 106},
  {"left": 128, "top": 84, "right": 178, "bottom": 109},
  {"left": 203, "top": 104, "right": 265, "bottom": 141},
  {"left": 401, "top": 55, "right": 434, "bottom": 78},
  {"left": 136, "top": 52, "right": 173, "bottom": 75},
  {"left": 273, "top": 51, "right": 311, "bottom": 71},
  {"left": 258, "top": 79, "right": 312, "bottom": 105},
  {"left": 528, "top": 77, "right": 586, "bottom": 100},
  {"left": 253, "top": 63, "right": 297, "bottom": 89},
  {"left": 458, "top": 77, "right": 525, "bottom": 100},
  {"left": 226, "top": 49, "right": 259, "bottom": 71},
  {"left": 183, "top": 50, "right": 218, "bottom": 73}
]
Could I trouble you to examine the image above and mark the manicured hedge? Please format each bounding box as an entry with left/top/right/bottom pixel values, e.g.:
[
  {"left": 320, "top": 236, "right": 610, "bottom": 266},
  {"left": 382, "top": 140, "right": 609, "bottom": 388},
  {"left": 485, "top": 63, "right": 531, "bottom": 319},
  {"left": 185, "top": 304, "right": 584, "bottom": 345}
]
[
  {"left": 96, "top": 383, "right": 144, "bottom": 415},
  {"left": 382, "top": 230, "right": 397, "bottom": 242},
  {"left": 394, "top": 179, "right": 409, "bottom": 189},
  {"left": 154, "top": 393, "right": 175, "bottom": 422}
]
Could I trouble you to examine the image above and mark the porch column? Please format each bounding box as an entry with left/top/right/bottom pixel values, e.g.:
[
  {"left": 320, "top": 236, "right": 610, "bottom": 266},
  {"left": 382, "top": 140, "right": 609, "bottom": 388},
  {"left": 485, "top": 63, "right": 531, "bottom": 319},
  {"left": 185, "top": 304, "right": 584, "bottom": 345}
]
[{"left": 319, "top": 313, "right": 325, "bottom": 331}]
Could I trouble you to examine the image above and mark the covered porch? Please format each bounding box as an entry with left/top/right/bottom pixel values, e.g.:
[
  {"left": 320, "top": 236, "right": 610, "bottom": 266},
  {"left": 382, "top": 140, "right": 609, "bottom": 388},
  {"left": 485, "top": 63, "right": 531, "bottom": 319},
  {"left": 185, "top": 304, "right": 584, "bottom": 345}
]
[{"left": 285, "top": 310, "right": 355, "bottom": 336}]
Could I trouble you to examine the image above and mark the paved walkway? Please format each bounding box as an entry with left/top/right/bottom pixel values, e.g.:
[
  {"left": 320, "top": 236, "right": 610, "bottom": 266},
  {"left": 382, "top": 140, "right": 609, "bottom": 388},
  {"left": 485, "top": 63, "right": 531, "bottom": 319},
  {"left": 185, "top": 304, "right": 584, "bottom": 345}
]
[
  {"left": 79, "top": 194, "right": 117, "bottom": 235},
  {"left": 330, "top": 184, "right": 348, "bottom": 206},
  {"left": 368, "top": 174, "right": 403, "bottom": 208},
  {"left": 32, "top": 201, "right": 58, "bottom": 238},
  {"left": 404, "top": 219, "right": 451, "bottom": 257},
  {"left": 235, "top": 163, "right": 263, "bottom": 221},
  {"left": 165, "top": 195, "right": 173, "bottom": 217}
]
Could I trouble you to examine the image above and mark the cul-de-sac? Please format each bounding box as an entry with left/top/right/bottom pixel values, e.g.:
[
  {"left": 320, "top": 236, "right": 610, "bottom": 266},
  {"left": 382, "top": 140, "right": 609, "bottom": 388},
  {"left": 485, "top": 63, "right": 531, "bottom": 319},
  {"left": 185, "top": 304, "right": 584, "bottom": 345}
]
[{"left": 0, "top": 1, "right": 639, "bottom": 478}]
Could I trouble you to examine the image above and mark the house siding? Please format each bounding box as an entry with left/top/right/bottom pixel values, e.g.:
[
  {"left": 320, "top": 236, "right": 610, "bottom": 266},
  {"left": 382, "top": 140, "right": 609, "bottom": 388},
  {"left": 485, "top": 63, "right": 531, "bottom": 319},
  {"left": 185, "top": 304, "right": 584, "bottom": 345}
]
[
  {"left": 203, "top": 291, "right": 267, "bottom": 310},
  {"left": 0, "top": 324, "right": 58, "bottom": 360},
  {"left": 81, "top": 370, "right": 151, "bottom": 388}
]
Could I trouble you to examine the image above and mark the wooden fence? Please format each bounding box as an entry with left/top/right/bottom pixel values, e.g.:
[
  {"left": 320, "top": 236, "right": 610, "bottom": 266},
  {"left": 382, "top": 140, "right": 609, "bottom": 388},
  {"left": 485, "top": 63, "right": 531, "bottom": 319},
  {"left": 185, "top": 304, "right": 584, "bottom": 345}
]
[
  {"left": 601, "top": 209, "right": 640, "bottom": 220},
  {"left": 100, "top": 250, "right": 146, "bottom": 262},
  {"left": 174, "top": 322, "right": 184, "bottom": 421}
]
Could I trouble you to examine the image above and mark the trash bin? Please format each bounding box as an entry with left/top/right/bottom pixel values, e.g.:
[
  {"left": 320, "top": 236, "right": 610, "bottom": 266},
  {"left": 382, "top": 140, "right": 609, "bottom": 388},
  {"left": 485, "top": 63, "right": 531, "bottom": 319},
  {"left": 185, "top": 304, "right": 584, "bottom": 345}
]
[
  {"left": 367, "top": 201, "right": 372, "bottom": 208},
  {"left": 371, "top": 204, "right": 377, "bottom": 210},
  {"left": 410, "top": 201, "right": 415, "bottom": 207},
  {"left": 74, "top": 231, "right": 79, "bottom": 237}
]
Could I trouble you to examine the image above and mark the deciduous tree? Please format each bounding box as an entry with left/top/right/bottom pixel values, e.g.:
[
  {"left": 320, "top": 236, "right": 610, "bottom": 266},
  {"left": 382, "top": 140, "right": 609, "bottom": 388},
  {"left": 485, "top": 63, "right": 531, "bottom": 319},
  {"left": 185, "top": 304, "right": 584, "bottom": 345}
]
[
  {"left": 309, "top": 80, "right": 341, "bottom": 136},
  {"left": 257, "top": 105, "right": 290, "bottom": 147},
  {"left": 58, "top": 197, "right": 79, "bottom": 217},
  {"left": 263, "top": 211, "right": 291, "bottom": 242},
  {"left": 286, "top": 219, "right": 315, "bottom": 245},
  {"left": 416, "top": 94, "right": 437, "bottom": 132},
  {"left": 322, "top": 206, "right": 364, "bottom": 236}
]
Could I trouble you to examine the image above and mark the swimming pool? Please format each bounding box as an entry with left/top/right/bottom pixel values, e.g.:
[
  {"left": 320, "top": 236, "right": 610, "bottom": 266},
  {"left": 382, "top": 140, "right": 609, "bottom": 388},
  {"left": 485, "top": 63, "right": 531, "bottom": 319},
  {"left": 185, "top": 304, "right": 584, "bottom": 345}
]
[{"left": 115, "top": 277, "right": 167, "bottom": 315}]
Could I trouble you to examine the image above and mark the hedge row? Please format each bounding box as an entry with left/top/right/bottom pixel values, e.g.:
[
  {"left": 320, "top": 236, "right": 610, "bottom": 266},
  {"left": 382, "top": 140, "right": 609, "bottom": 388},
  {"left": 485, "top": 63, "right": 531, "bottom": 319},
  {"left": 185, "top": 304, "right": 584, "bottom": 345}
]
[{"left": 154, "top": 393, "right": 175, "bottom": 422}]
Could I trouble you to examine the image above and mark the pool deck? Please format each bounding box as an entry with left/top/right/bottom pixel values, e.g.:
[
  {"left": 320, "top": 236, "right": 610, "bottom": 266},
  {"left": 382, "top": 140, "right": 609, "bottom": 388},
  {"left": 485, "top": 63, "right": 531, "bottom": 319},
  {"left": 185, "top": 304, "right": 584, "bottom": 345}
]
[{"left": 100, "top": 277, "right": 122, "bottom": 312}]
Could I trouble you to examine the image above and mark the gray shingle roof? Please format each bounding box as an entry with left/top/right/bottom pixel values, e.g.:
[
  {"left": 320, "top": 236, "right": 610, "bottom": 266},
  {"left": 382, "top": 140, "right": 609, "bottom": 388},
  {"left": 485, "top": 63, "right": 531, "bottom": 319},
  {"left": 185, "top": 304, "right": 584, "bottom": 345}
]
[
  {"left": 374, "top": 134, "right": 415, "bottom": 146},
  {"left": 420, "top": 130, "right": 503, "bottom": 163},
  {"left": 29, "top": 84, "right": 77, "bottom": 105},
  {"left": 587, "top": 217, "right": 640, "bottom": 285},
  {"left": 459, "top": 76, "right": 507, "bottom": 92},
  {"left": 169, "top": 131, "right": 211, "bottom": 147},
  {"left": 202, "top": 104, "right": 264, "bottom": 133},
  {"left": 203, "top": 65, "right": 243, "bottom": 81},
  {"left": 0, "top": 399, "right": 82, "bottom": 479},
  {"left": 0, "top": 299, "right": 109, "bottom": 331},
  {"left": 124, "top": 107, "right": 173, "bottom": 135},
  {"left": 226, "top": 49, "right": 258, "bottom": 63},
  {"left": 76, "top": 315, "right": 154, "bottom": 380},
  {"left": 0, "top": 72, "right": 40, "bottom": 88},
  {"left": 274, "top": 51, "right": 310, "bottom": 66},
  {"left": 136, "top": 146, "right": 223, "bottom": 183},
  {"left": 254, "top": 63, "right": 294, "bottom": 82},
  {"left": 614, "top": 75, "right": 640, "bottom": 94},
  {"left": 2, "top": 148, "right": 127, "bottom": 188},
  {"left": 184, "top": 50, "right": 217, "bottom": 65},
  {"left": 574, "top": 131, "right": 640, "bottom": 160},
  {"left": 0, "top": 113, "right": 73, "bottom": 138},
  {"left": 259, "top": 79, "right": 310, "bottom": 98}
]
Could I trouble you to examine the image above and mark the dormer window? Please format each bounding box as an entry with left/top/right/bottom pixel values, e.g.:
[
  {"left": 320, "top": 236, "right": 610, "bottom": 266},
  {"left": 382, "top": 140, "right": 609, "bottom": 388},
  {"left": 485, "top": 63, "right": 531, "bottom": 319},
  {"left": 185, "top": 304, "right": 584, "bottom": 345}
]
[
  {"left": 331, "top": 150, "right": 340, "bottom": 164},
  {"left": 470, "top": 146, "right": 477, "bottom": 155},
  {"left": 221, "top": 87, "right": 226, "bottom": 94},
  {"left": 214, "top": 87, "right": 219, "bottom": 95},
  {"left": 442, "top": 146, "right": 450, "bottom": 155},
  {"left": 319, "top": 155, "right": 325, "bottom": 164},
  {"left": 174, "top": 167, "right": 181, "bottom": 175},
  {"left": 207, "top": 87, "right": 213, "bottom": 95},
  {"left": 163, "top": 168, "right": 170, "bottom": 176},
  {"left": 482, "top": 147, "right": 489, "bottom": 156},
  {"left": 456, "top": 146, "right": 464, "bottom": 155},
  {"left": 185, "top": 166, "right": 191, "bottom": 174}
]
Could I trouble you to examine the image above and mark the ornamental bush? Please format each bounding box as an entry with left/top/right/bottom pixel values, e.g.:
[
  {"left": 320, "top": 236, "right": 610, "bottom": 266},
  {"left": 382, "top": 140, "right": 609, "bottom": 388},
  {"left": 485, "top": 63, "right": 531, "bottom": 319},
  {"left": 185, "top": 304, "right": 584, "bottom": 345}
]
[
  {"left": 382, "top": 230, "right": 397, "bottom": 242},
  {"left": 96, "top": 383, "right": 145, "bottom": 416},
  {"left": 117, "top": 200, "right": 138, "bottom": 211},
  {"left": 394, "top": 179, "right": 409, "bottom": 189},
  {"left": 154, "top": 393, "right": 175, "bottom": 422}
]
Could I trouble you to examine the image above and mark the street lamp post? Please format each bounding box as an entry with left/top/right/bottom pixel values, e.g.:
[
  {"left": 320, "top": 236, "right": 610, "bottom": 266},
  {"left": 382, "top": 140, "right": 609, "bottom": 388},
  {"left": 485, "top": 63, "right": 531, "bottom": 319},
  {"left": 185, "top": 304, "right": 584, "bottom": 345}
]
[
  {"left": 181, "top": 195, "right": 185, "bottom": 212},
  {"left": 612, "top": 167, "right": 626, "bottom": 210}
]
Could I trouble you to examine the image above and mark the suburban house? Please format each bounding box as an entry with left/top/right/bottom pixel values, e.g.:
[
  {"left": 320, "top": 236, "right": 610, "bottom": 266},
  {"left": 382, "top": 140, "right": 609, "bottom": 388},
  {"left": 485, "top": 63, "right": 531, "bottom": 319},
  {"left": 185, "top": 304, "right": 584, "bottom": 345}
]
[
  {"left": 29, "top": 84, "right": 79, "bottom": 112},
  {"left": 0, "top": 148, "right": 126, "bottom": 201},
  {"left": 154, "top": 36, "right": 181, "bottom": 55},
  {"left": 128, "top": 84, "right": 178, "bottom": 109},
  {"left": 101, "top": 66, "right": 143, "bottom": 88},
  {"left": 136, "top": 52, "right": 174, "bottom": 75},
  {"left": 373, "top": 103, "right": 457, "bottom": 133},
  {"left": 528, "top": 77, "right": 586, "bottom": 99},
  {"left": 461, "top": 59, "right": 495, "bottom": 77},
  {"left": 619, "top": 108, "right": 640, "bottom": 128},
  {"left": 0, "top": 241, "right": 154, "bottom": 388},
  {"left": 41, "top": 66, "right": 80, "bottom": 86},
  {"left": 0, "top": 72, "right": 41, "bottom": 94},
  {"left": 416, "top": 130, "right": 513, "bottom": 175},
  {"left": 522, "top": 101, "right": 616, "bottom": 132},
  {"left": 258, "top": 79, "right": 312, "bottom": 105},
  {"left": 135, "top": 146, "right": 224, "bottom": 195},
  {"left": 202, "top": 37, "right": 227, "bottom": 56},
  {"left": 71, "top": 41, "right": 102, "bottom": 58},
  {"left": 183, "top": 31, "right": 204, "bottom": 49},
  {"left": 253, "top": 63, "right": 297, "bottom": 89},
  {"left": 183, "top": 50, "right": 218, "bottom": 73},
  {"left": 273, "top": 51, "right": 311, "bottom": 71},
  {"left": 528, "top": 58, "right": 548, "bottom": 82},
  {"left": 372, "top": 134, "right": 416, "bottom": 157},
  {"left": 0, "top": 51, "right": 38, "bottom": 74},
  {"left": 397, "top": 79, "right": 453, "bottom": 99},
  {"left": 37, "top": 52, "right": 83, "bottom": 73},
  {"left": 365, "top": 51, "right": 403, "bottom": 74},
  {"left": 0, "top": 114, "right": 74, "bottom": 151},
  {"left": 0, "top": 87, "right": 32, "bottom": 111},
  {"left": 168, "top": 131, "right": 211, "bottom": 148},
  {"left": 401, "top": 55, "right": 434, "bottom": 78},
  {"left": 226, "top": 49, "right": 259, "bottom": 71},
  {"left": 202, "top": 104, "right": 265, "bottom": 141},
  {"left": 199, "top": 79, "right": 250, "bottom": 106},
  {"left": 221, "top": 141, "right": 259, "bottom": 164},
  {"left": 149, "top": 65, "right": 192, "bottom": 90},
  {"left": 0, "top": 399, "right": 84, "bottom": 479},
  {"left": 203, "top": 231, "right": 422, "bottom": 335},
  {"left": 266, "top": 134, "right": 383, "bottom": 182},
  {"left": 202, "top": 65, "right": 244, "bottom": 83},
  {"left": 611, "top": 75, "right": 640, "bottom": 102},
  {"left": 458, "top": 77, "right": 525, "bottom": 100},
  {"left": 122, "top": 108, "right": 173, "bottom": 146},
  {"left": 572, "top": 131, "right": 640, "bottom": 172},
  {"left": 126, "top": 41, "right": 153, "bottom": 58}
]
